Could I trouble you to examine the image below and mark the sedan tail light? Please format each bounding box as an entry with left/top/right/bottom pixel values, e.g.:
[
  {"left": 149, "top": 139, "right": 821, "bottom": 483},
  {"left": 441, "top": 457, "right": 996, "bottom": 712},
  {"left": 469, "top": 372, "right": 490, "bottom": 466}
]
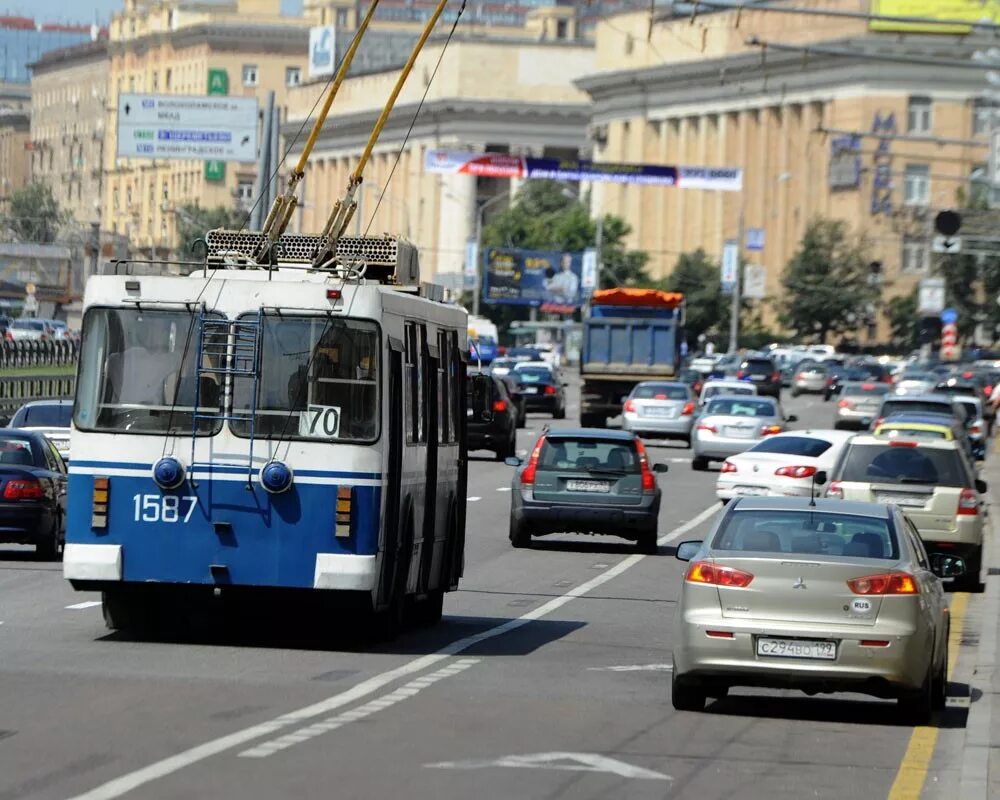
[
  {"left": 623, "top": 399, "right": 636, "bottom": 413},
  {"left": 771, "top": 371, "right": 781, "bottom": 382},
  {"left": 736, "top": 370, "right": 746, "bottom": 379},
  {"left": 543, "top": 385, "right": 557, "bottom": 396},
  {"left": 958, "top": 487, "right": 979, "bottom": 516},
  {"left": 759, "top": 424, "right": 782, "bottom": 436},
  {"left": 3, "top": 478, "right": 43, "bottom": 500},
  {"left": 847, "top": 572, "right": 918, "bottom": 595},
  {"left": 685, "top": 561, "right": 754, "bottom": 588},
  {"left": 774, "top": 465, "right": 817, "bottom": 478},
  {"left": 520, "top": 436, "right": 546, "bottom": 485},
  {"left": 720, "top": 460, "right": 738, "bottom": 473},
  {"left": 826, "top": 480, "right": 844, "bottom": 499},
  {"left": 837, "top": 399, "right": 851, "bottom": 409},
  {"left": 795, "top": 372, "right": 804, "bottom": 380},
  {"left": 696, "top": 423, "right": 717, "bottom": 434},
  {"left": 681, "top": 401, "right": 695, "bottom": 416}
]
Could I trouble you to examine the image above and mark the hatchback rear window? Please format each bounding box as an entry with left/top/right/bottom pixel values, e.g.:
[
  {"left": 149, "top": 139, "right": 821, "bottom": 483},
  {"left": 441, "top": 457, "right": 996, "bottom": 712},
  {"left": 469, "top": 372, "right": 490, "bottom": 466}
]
[
  {"left": 842, "top": 383, "right": 890, "bottom": 397},
  {"left": 537, "top": 439, "right": 639, "bottom": 473},
  {"left": 705, "top": 398, "right": 776, "bottom": 417},
  {"left": 712, "top": 510, "right": 898, "bottom": 559},
  {"left": 748, "top": 436, "right": 833, "bottom": 457},
  {"left": 633, "top": 384, "right": 688, "bottom": 400},
  {"left": 742, "top": 360, "right": 774, "bottom": 373},
  {"left": 880, "top": 400, "right": 956, "bottom": 418},
  {"left": 838, "top": 443, "right": 970, "bottom": 488}
]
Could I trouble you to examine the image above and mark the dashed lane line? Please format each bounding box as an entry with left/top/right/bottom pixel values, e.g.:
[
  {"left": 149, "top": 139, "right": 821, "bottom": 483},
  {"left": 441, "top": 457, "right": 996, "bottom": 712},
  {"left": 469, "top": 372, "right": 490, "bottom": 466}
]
[
  {"left": 66, "top": 502, "right": 720, "bottom": 800},
  {"left": 467, "top": 497, "right": 482, "bottom": 503},
  {"left": 66, "top": 601, "right": 102, "bottom": 610}
]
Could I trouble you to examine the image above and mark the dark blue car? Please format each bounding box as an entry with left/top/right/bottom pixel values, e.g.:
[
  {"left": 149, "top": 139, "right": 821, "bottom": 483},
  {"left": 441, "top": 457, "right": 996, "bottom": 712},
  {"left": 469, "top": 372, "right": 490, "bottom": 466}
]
[{"left": 0, "top": 430, "right": 67, "bottom": 559}]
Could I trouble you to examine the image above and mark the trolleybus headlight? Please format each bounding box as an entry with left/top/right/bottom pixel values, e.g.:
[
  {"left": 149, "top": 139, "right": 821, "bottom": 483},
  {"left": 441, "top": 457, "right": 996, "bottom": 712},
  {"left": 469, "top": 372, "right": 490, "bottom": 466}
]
[
  {"left": 152, "top": 457, "right": 186, "bottom": 490},
  {"left": 260, "top": 460, "right": 293, "bottom": 494}
]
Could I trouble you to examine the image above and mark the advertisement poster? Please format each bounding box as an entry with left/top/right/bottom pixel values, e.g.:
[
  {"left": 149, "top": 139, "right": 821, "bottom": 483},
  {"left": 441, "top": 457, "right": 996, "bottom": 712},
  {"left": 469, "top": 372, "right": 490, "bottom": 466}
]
[{"left": 482, "top": 248, "right": 585, "bottom": 313}]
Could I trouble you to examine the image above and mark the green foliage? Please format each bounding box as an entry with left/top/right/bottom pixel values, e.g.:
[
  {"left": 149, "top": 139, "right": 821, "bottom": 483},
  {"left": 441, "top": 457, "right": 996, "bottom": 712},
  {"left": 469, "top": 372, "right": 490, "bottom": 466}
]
[
  {"left": 7, "top": 183, "right": 66, "bottom": 243},
  {"left": 942, "top": 254, "right": 981, "bottom": 342},
  {"left": 477, "top": 181, "right": 651, "bottom": 330},
  {"left": 779, "top": 218, "right": 880, "bottom": 343},
  {"left": 885, "top": 287, "right": 919, "bottom": 350},
  {"left": 175, "top": 204, "right": 244, "bottom": 255},
  {"left": 664, "top": 249, "right": 727, "bottom": 344}
]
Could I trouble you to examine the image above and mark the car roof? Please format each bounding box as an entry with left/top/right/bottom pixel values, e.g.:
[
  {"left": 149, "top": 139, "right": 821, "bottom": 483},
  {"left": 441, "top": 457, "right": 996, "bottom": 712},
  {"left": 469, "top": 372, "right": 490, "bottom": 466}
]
[
  {"left": 882, "top": 394, "right": 955, "bottom": 404},
  {"left": 635, "top": 380, "right": 685, "bottom": 386},
  {"left": 761, "top": 428, "right": 856, "bottom": 442},
  {"left": 875, "top": 421, "right": 953, "bottom": 435},
  {"left": 544, "top": 428, "right": 636, "bottom": 441},
  {"left": 847, "top": 433, "right": 961, "bottom": 450},
  {"left": 702, "top": 379, "right": 747, "bottom": 387},
  {"left": 514, "top": 361, "right": 552, "bottom": 369},
  {"left": 15, "top": 399, "right": 73, "bottom": 408},
  {"left": 730, "top": 496, "right": 893, "bottom": 518},
  {"left": 880, "top": 412, "right": 960, "bottom": 426},
  {"left": 0, "top": 429, "right": 48, "bottom": 445},
  {"left": 706, "top": 394, "right": 776, "bottom": 403}
]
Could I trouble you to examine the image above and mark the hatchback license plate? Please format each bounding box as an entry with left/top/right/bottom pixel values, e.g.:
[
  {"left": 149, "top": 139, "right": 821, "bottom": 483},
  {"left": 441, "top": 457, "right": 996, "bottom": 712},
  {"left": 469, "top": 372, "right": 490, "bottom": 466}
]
[
  {"left": 756, "top": 637, "right": 836, "bottom": 660},
  {"left": 874, "top": 492, "right": 928, "bottom": 507},
  {"left": 566, "top": 479, "right": 611, "bottom": 493}
]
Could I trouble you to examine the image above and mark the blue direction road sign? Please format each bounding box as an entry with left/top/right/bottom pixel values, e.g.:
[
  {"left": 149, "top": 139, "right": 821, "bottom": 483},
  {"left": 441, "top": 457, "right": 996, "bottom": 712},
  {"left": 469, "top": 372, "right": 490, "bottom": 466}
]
[
  {"left": 746, "top": 228, "right": 765, "bottom": 251},
  {"left": 940, "top": 308, "right": 958, "bottom": 325}
]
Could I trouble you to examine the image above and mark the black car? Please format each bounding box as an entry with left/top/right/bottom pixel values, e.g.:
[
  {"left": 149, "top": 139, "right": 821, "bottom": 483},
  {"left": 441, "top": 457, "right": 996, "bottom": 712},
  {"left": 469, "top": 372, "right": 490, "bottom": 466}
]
[
  {"left": 0, "top": 430, "right": 67, "bottom": 559},
  {"left": 512, "top": 364, "right": 567, "bottom": 419},
  {"left": 498, "top": 374, "right": 527, "bottom": 429},
  {"left": 736, "top": 356, "right": 781, "bottom": 398},
  {"left": 466, "top": 373, "right": 518, "bottom": 461}
]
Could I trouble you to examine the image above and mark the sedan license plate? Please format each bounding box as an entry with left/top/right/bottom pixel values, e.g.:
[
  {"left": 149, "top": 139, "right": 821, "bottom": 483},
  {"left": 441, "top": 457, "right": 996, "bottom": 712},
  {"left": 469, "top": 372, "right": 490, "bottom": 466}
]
[
  {"left": 521, "top": 386, "right": 538, "bottom": 394},
  {"left": 566, "top": 479, "right": 611, "bottom": 493},
  {"left": 643, "top": 406, "right": 674, "bottom": 418},
  {"left": 750, "top": 375, "right": 766, "bottom": 381},
  {"left": 757, "top": 637, "right": 836, "bottom": 660},
  {"left": 734, "top": 485, "right": 767, "bottom": 496},
  {"left": 724, "top": 426, "right": 755, "bottom": 438}
]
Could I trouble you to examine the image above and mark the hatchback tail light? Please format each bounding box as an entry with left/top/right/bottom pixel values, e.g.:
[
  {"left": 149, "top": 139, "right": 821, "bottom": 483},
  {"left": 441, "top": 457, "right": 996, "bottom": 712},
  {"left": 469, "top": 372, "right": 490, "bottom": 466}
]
[
  {"left": 772, "top": 371, "right": 781, "bottom": 382},
  {"left": 861, "top": 383, "right": 875, "bottom": 390},
  {"left": 838, "top": 399, "right": 851, "bottom": 409},
  {"left": 520, "top": 436, "right": 546, "bottom": 485},
  {"left": 826, "top": 480, "right": 844, "bottom": 499},
  {"left": 634, "top": 437, "right": 656, "bottom": 493},
  {"left": 685, "top": 561, "right": 754, "bottom": 588},
  {"left": 795, "top": 372, "right": 804, "bottom": 381},
  {"left": 774, "top": 465, "right": 817, "bottom": 478},
  {"left": 623, "top": 399, "right": 636, "bottom": 413},
  {"left": 970, "top": 423, "right": 983, "bottom": 436},
  {"left": 958, "top": 487, "right": 979, "bottom": 516},
  {"left": 888, "top": 440, "right": 918, "bottom": 448},
  {"left": 720, "top": 460, "right": 738, "bottom": 473},
  {"left": 492, "top": 399, "right": 507, "bottom": 413},
  {"left": 847, "top": 572, "right": 918, "bottom": 595},
  {"left": 736, "top": 370, "right": 746, "bottom": 379},
  {"left": 872, "top": 416, "right": 884, "bottom": 429},
  {"left": 543, "top": 385, "right": 557, "bottom": 396},
  {"left": 3, "top": 478, "right": 43, "bottom": 500},
  {"left": 681, "top": 401, "right": 695, "bottom": 416}
]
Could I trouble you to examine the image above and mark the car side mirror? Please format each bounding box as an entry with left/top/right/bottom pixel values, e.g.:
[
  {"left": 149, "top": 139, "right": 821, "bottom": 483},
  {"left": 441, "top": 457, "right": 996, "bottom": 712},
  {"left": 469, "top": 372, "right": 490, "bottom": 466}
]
[
  {"left": 653, "top": 463, "right": 669, "bottom": 473},
  {"left": 786, "top": 415, "right": 798, "bottom": 423},
  {"left": 976, "top": 479, "right": 988, "bottom": 493},
  {"left": 929, "top": 553, "right": 966, "bottom": 579},
  {"left": 504, "top": 456, "right": 523, "bottom": 467},
  {"left": 814, "top": 470, "right": 827, "bottom": 486},
  {"left": 675, "top": 540, "right": 701, "bottom": 562}
]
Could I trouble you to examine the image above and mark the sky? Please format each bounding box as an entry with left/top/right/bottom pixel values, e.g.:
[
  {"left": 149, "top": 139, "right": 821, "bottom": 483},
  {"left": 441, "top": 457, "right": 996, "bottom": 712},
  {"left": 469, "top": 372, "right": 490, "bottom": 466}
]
[{"left": 2, "top": 0, "right": 303, "bottom": 23}]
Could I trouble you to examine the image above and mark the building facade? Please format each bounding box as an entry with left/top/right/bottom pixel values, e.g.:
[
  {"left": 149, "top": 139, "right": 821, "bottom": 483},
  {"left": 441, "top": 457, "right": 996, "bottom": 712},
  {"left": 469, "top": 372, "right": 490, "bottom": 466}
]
[
  {"left": 102, "top": 0, "right": 310, "bottom": 255},
  {"left": 284, "top": 33, "right": 595, "bottom": 284},
  {"left": 29, "top": 39, "right": 109, "bottom": 227},
  {"left": 0, "top": 110, "right": 29, "bottom": 201},
  {"left": 577, "top": 1, "right": 996, "bottom": 340}
]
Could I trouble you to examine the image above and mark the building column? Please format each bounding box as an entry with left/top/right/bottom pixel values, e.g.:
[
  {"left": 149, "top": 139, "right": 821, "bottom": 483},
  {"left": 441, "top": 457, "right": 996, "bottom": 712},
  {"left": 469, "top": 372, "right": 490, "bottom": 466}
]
[{"left": 435, "top": 171, "right": 476, "bottom": 283}]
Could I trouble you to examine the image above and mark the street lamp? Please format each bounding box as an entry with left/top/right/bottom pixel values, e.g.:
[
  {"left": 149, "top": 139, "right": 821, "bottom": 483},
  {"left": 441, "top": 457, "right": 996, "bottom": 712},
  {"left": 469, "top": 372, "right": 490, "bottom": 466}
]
[{"left": 472, "top": 191, "right": 511, "bottom": 316}]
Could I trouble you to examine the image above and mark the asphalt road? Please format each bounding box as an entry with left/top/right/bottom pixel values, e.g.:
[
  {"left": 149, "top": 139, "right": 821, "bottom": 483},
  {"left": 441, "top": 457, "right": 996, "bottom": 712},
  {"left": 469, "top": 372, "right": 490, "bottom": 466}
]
[{"left": 0, "top": 386, "right": 986, "bottom": 800}]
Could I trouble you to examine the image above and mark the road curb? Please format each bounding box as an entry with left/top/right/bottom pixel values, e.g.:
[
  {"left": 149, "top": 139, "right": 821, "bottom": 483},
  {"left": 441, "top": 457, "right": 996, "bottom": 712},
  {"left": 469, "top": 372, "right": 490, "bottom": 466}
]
[{"left": 958, "top": 479, "right": 1000, "bottom": 799}]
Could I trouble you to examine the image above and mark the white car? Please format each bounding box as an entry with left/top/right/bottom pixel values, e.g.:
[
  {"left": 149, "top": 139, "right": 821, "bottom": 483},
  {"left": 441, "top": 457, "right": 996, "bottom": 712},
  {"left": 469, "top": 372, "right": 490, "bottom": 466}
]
[
  {"left": 716, "top": 429, "right": 855, "bottom": 502},
  {"left": 698, "top": 379, "right": 757, "bottom": 407},
  {"left": 8, "top": 400, "right": 73, "bottom": 458},
  {"left": 8, "top": 319, "right": 53, "bottom": 341},
  {"left": 529, "top": 342, "right": 561, "bottom": 369}
]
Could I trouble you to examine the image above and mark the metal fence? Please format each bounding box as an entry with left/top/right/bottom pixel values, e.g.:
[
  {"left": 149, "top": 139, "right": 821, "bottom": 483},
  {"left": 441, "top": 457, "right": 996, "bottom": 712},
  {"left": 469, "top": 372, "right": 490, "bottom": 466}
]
[
  {"left": 0, "top": 339, "right": 79, "bottom": 369},
  {"left": 0, "top": 340, "right": 78, "bottom": 422}
]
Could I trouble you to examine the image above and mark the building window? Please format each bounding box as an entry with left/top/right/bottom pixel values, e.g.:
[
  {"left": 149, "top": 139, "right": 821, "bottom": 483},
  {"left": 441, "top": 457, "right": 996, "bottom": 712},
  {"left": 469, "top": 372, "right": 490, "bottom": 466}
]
[
  {"left": 973, "top": 98, "right": 994, "bottom": 136},
  {"left": 907, "top": 96, "right": 932, "bottom": 134},
  {"left": 113, "top": 188, "right": 119, "bottom": 210},
  {"left": 903, "top": 164, "right": 930, "bottom": 206},
  {"left": 126, "top": 185, "right": 132, "bottom": 207},
  {"left": 901, "top": 236, "right": 929, "bottom": 274},
  {"left": 162, "top": 181, "right": 169, "bottom": 202},
  {"left": 556, "top": 19, "right": 568, "bottom": 39},
  {"left": 336, "top": 8, "right": 348, "bottom": 27},
  {"left": 165, "top": 68, "right": 172, "bottom": 90},
  {"left": 285, "top": 67, "right": 301, "bottom": 87},
  {"left": 151, "top": 71, "right": 159, "bottom": 92},
  {"left": 236, "top": 181, "right": 253, "bottom": 209},
  {"left": 242, "top": 64, "right": 259, "bottom": 87}
]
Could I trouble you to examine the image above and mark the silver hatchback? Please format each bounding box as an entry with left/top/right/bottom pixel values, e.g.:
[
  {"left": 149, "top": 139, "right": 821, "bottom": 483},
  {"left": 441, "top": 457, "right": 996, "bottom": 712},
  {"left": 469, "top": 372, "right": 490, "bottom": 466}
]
[
  {"left": 672, "top": 497, "right": 961, "bottom": 721},
  {"left": 692, "top": 396, "right": 796, "bottom": 470},
  {"left": 621, "top": 381, "right": 696, "bottom": 445}
]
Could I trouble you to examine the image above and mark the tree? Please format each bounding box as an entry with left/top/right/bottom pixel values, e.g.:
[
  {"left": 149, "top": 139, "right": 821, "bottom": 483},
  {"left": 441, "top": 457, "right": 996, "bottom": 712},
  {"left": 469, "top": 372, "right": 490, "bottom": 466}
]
[
  {"left": 7, "top": 183, "right": 66, "bottom": 243},
  {"left": 174, "top": 204, "right": 244, "bottom": 255},
  {"left": 664, "top": 249, "right": 727, "bottom": 345},
  {"left": 885, "top": 287, "right": 919, "bottom": 350},
  {"left": 478, "top": 181, "right": 651, "bottom": 333},
  {"left": 779, "top": 218, "right": 880, "bottom": 343}
]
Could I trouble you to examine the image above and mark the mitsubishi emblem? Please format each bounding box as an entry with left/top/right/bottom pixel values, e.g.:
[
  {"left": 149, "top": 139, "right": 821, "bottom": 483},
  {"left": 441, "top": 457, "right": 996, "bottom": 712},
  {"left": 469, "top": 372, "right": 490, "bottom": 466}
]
[{"left": 792, "top": 577, "right": 807, "bottom": 589}]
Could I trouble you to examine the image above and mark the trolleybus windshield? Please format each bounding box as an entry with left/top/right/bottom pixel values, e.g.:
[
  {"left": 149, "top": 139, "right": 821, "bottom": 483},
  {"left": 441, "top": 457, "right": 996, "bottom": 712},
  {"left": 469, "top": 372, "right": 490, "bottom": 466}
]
[
  {"left": 230, "top": 314, "right": 380, "bottom": 443},
  {"left": 74, "top": 307, "right": 223, "bottom": 435}
]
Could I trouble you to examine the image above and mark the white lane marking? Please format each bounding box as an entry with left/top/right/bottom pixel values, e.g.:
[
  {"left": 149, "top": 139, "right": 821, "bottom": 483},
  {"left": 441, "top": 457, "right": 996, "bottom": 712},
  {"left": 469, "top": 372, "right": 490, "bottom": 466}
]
[
  {"left": 669, "top": 457, "right": 691, "bottom": 463},
  {"left": 496, "top": 487, "right": 512, "bottom": 492},
  {"left": 467, "top": 497, "right": 482, "bottom": 503},
  {"left": 426, "top": 752, "right": 670, "bottom": 781},
  {"left": 239, "top": 659, "right": 481, "bottom": 758},
  {"left": 587, "top": 663, "right": 673, "bottom": 673},
  {"left": 65, "top": 600, "right": 102, "bottom": 610},
  {"left": 67, "top": 503, "right": 717, "bottom": 800}
]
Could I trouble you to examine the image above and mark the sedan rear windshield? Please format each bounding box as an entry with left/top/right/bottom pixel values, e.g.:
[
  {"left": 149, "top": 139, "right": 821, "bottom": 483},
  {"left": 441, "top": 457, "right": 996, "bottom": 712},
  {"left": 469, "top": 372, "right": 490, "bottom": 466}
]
[
  {"left": 537, "top": 438, "right": 639, "bottom": 474},
  {"left": 633, "top": 384, "right": 688, "bottom": 400},
  {"left": 12, "top": 320, "right": 45, "bottom": 330},
  {"left": 838, "top": 443, "right": 971, "bottom": 488},
  {"left": 742, "top": 360, "right": 774, "bottom": 373},
  {"left": 516, "top": 367, "right": 554, "bottom": 383},
  {"left": 704, "top": 398, "right": 777, "bottom": 417},
  {"left": 842, "top": 384, "right": 890, "bottom": 397},
  {"left": 703, "top": 385, "right": 754, "bottom": 399},
  {"left": 712, "top": 509, "right": 899, "bottom": 559},
  {"left": 11, "top": 404, "right": 72, "bottom": 428},
  {"left": 748, "top": 436, "right": 833, "bottom": 457},
  {"left": 0, "top": 437, "right": 36, "bottom": 465}
]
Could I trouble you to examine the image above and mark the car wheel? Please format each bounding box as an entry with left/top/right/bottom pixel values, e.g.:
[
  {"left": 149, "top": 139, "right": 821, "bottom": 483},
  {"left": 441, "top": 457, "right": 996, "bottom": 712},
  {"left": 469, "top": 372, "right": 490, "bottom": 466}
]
[
  {"left": 517, "top": 411, "right": 526, "bottom": 429},
  {"left": 897, "top": 668, "right": 933, "bottom": 725},
  {"left": 932, "top": 636, "right": 948, "bottom": 711},
  {"left": 791, "top": 388, "right": 800, "bottom": 398},
  {"left": 36, "top": 513, "right": 63, "bottom": 561},
  {"left": 681, "top": 436, "right": 692, "bottom": 448},
  {"left": 691, "top": 456, "right": 709, "bottom": 471},
  {"left": 955, "top": 546, "right": 982, "bottom": 592},
  {"left": 553, "top": 406, "right": 566, "bottom": 420},
  {"left": 509, "top": 517, "right": 531, "bottom": 549},
  {"left": 637, "top": 531, "right": 658, "bottom": 555},
  {"left": 671, "top": 667, "right": 706, "bottom": 712}
]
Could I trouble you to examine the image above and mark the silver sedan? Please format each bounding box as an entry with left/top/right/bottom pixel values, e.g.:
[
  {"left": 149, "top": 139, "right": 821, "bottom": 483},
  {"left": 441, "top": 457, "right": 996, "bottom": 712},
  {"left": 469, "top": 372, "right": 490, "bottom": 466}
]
[
  {"left": 691, "top": 395, "right": 796, "bottom": 470},
  {"left": 671, "top": 497, "right": 960, "bottom": 722}
]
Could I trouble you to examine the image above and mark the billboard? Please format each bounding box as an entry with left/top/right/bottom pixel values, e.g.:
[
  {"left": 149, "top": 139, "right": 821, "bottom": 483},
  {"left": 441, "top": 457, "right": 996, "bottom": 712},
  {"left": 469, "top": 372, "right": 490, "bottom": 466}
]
[
  {"left": 829, "top": 134, "right": 862, "bottom": 190},
  {"left": 870, "top": 0, "right": 999, "bottom": 33},
  {"left": 425, "top": 150, "right": 743, "bottom": 191},
  {"left": 309, "top": 26, "right": 336, "bottom": 78},
  {"left": 482, "top": 248, "right": 586, "bottom": 312}
]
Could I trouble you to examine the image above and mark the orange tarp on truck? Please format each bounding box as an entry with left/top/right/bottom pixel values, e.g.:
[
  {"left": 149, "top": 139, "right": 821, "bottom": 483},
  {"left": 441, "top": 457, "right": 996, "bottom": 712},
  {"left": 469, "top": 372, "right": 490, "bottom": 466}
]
[{"left": 591, "top": 288, "right": 684, "bottom": 309}]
